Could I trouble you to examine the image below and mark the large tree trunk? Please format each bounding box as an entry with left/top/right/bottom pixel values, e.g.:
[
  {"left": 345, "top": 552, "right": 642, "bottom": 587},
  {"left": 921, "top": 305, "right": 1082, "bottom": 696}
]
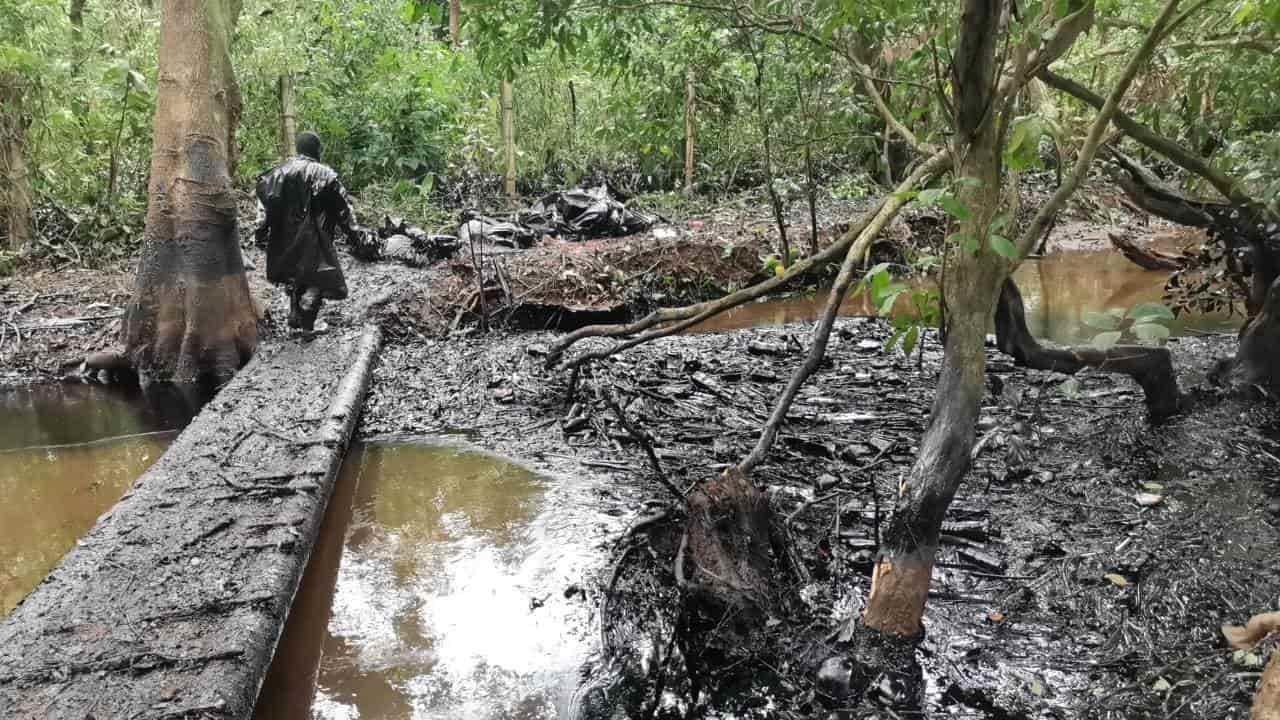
[
  {"left": 863, "top": 0, "right": 1007, "bottom": 638},
  {"left": 0, "top": 74, "right": 32, "bottom": 252},
  {"left": 120, "top": 0, "right": 256, "bottom": 384}
]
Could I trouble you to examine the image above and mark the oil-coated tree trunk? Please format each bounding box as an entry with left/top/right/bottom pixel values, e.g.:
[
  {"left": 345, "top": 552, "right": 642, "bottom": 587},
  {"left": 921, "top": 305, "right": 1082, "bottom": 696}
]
[
  {"left": 0, "top": 74, "right": 32, "bottom": 252},
  {"left": 120, "top": 0, "right": 256, "bottom": 384},
  {"left": 862, "top": 0, "right": 1007, "bottom": 638},
  {"left": 278, "top": 73, "right": 297, "bottom": 160}
]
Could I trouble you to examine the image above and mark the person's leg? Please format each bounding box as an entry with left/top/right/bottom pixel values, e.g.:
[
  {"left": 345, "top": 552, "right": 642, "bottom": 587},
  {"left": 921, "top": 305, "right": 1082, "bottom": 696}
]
[
  {"left": 287, "top": 285, "right": 304, "bottom": 328},
  {"left": 299, "top": 287, "right": 324, "bottom": 332}
]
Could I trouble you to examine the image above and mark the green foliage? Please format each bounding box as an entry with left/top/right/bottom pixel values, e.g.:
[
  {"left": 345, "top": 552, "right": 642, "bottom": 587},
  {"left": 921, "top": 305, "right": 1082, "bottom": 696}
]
[
  {"left": 1082, "top": 302, "right": 1176, "bottom": 349},
  {"left": 858, "top": 259, "right": 942, "bottom": 358}
]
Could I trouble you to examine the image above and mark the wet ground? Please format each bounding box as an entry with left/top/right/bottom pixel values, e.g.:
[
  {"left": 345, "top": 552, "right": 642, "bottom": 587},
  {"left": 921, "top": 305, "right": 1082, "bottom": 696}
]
[
  {"left": 348, "top": 317, "right": 1278, "bottom": 719},
  {"left": 0, "top": 384, "right": 198, "bottom": 615},
  {"left": 1, "top": 187, "right": 1271, "bottom": 718}
]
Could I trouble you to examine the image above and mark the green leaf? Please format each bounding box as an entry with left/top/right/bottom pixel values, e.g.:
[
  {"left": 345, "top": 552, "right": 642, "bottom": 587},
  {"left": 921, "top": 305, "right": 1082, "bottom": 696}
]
[
  {"left": 990, "top": 234, "right": 1018, "bottom": 259},
  {"left": 1092, "top": 331, "right": 1123, "bottom": 351},
  {"left": 951, "top": 233, "right": 979, "bottom": 256},
  {"left": 902, "top": 325, "right": 920, "bottom": 355},
  {"left": 1083, "top": 310, "right": 1122, "bottom": 331},
  {"left": 939, "top": 194, "right": 972, "bottom": 221},
  {"left": 1127, "top": 302, "right": 1175, "bottom": 323},
  {"left": 878, "top": 291, "right": 902, "bottom": 317},
  {"left": 1133, "top": 322, "right": 1171, "bottom": 344},
  {"left": 918, "top": 187, "right": 944, "bottom": 205}
]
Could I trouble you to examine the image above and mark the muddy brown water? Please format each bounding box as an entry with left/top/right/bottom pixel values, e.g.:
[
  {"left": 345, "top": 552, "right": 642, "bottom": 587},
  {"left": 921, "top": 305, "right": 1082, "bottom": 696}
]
[
  {"left": 690, "top": 245, "right": 1241, "bottom": 340},
  {"left": 0, "top": 384, "right": 201, "bottom": 616},
  {"left": 255, "top": 441, "right": 627, "bottom": 720}
]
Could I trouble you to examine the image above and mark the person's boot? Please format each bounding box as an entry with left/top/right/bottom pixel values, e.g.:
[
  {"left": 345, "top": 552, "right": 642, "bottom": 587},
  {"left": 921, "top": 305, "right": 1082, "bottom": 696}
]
[{"left": 298, "top": 287, "right": 324, "bottom": 333}]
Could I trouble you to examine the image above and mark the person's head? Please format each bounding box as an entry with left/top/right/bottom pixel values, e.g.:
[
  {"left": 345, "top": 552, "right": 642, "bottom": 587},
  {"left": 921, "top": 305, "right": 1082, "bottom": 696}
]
[{"left": 296, "top": 131, "right": 323, "bottom": 161}]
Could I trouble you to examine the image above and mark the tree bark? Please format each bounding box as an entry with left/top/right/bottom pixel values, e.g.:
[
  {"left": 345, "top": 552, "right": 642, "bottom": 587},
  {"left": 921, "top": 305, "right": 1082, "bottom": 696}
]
[
  {"left": 119, "top": 0, "right": 257, "bottom": 384},
  {"left": 863, "top": 0, "right": 1008, "bottom": 639},
  {"left": 278, "top": 73, "right": 297, "bottom": 161},
  {"left": 449, "top": 0, "right": 461, "bottom": 49},
  {"left": 683, "top": 67, "right": 696, "bottom": 197},
  {"left": 69, "top": 0, "right": 85, "bottom": 43},
  {"left": 500, "top": 78, "right": 516, "bottom": 203},
  {"left": 0, "top": 74, "right": 32, "bottom": 252}
]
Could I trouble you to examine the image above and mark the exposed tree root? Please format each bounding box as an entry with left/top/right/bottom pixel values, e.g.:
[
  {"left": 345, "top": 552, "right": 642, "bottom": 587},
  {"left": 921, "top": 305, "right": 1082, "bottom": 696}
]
[
  {"left": 545, "top": 151, "right": 951, "bottom": 371},
  {"left": 995, "top": 279, "right": 1181, "bottom": 418}
]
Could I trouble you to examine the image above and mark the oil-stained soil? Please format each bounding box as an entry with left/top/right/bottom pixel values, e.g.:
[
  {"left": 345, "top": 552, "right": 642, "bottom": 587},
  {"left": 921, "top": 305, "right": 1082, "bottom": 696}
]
[{"left": 358, "top": 319, "right": 1279, "bottom": 719}]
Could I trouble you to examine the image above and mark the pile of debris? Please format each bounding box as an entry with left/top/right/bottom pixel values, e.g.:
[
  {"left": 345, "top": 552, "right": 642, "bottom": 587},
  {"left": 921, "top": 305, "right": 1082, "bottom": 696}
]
[
  {"left": 349, "top": 216, "right": 460, "bottom": 267},
  {"left": 518, "top": 182, "right": 657, "bottom": 239}
]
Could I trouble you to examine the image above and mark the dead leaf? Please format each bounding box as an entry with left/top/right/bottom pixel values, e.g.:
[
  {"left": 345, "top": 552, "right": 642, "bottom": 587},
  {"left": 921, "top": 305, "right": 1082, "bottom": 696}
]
[
  {"left": 1134, "top": 492, "right": 1163, "bottom": 507},
  {"left": 1104, "top": 573, "right": 1130, "bottom": 587}
]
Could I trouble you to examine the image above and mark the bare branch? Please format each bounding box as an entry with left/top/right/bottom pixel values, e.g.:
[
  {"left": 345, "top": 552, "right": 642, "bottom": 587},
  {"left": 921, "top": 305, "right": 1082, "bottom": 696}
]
[{"left": 735, "top": 152, "right": 951, "bottom": 475}]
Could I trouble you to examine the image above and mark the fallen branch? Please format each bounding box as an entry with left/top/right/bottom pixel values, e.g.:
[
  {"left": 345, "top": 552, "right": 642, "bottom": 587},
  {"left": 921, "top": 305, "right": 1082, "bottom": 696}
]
[{"left": 1108, "top": 232, "right": 1187, "bottom": 271}]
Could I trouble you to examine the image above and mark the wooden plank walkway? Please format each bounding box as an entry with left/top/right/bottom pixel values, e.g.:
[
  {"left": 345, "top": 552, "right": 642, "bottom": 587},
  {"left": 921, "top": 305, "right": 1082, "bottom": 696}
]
[{"left": 0, "top": 325, "right": 382, "bottom": 720}]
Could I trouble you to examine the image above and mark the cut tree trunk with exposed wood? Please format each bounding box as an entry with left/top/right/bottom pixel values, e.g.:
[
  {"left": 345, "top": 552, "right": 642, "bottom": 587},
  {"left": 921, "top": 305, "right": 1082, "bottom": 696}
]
[
  {"left": 278, "top": 73, "right": 297, "bottom": 161},
  {"left": 863, "top": 0, "right": 1008, "bottom": 640},
  {"left": 501, "top": 78, "right": 516, "bottom": 203},
  {"left": 995, "top": 279, "right": 1181, "bottom": 417},
  {"left": 683, "top": 68, "right": 696, "bottom": 197},
  {"left": 449, "top": 0, "right": 461, "bottom": 49},
  {"left": 118, "top": 0, "right": 257, "bottom": 385},
  {"left": 0, "top": 74, "right": 32, "bottom": 252}
]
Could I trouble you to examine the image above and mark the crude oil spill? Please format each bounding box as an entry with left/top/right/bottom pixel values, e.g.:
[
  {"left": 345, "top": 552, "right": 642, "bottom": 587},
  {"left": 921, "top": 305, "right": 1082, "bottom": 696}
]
[
  {"left": 0, "top": 384, "right": 200, "bottom": 616},
  {"left": 257, "top": 442, "right": 618, "bottom": 720},
  {"left": 688, "top": 247, "right": 1239, "bottom": 341}
]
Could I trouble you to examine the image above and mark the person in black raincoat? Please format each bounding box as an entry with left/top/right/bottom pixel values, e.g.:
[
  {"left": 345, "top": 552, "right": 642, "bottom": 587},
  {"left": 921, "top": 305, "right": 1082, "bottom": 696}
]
[{"left": 253, "top": 131, "right": 362, "bottom": 332}]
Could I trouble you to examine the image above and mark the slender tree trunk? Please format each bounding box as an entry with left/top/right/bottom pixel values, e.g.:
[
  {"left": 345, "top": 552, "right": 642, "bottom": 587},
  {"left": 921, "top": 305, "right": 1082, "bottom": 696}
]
[
  {"left": 683, "top": 68, "right": 696, "bottom": 197},
  {"left": 119, "top": 0, "right": 257, "bottom": 384},
  {"left": 500, "top": 78, "right": 516, "bottom": 203},
  {"left": 750, "top": 42, "right": 788, "bottom": 265},
  {"left": 0, "top": 75, "right": 32, "bottom": 252},
  {"left": 278, "top": 73, "right": 297, "bottom": 160},
  {"left": 449, "top": 0, "right": 461, "bottom": 49},
  {"left": 69, "top": 0, "right": 86, "bottom": 44},
  {"left": 862, "top": 0, "right": 1007, "bottom": 639}
]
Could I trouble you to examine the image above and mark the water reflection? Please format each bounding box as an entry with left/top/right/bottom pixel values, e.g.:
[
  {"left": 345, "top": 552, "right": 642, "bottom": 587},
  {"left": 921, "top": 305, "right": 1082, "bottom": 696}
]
[
  {"left": 687, "top": 246, "right": 1241, "bottom": 341},
  {"left": 258, "top": 442, "right": 617, "bottom": 720},
  {"left": 0, "top": 384, "right": 198, "bottom": 616}
]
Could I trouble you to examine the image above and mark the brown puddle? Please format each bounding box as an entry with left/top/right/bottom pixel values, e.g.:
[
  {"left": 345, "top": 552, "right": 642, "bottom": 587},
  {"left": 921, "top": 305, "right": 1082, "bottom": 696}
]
[
  {"left": 0, "top": 384, "right": 199, "bottom": 615},
  {"left": 257, "top": 442, "right": 624, "bottom": 720},
  {"left": 688, "top": 245, "right": 1241, "bottom": 340}
]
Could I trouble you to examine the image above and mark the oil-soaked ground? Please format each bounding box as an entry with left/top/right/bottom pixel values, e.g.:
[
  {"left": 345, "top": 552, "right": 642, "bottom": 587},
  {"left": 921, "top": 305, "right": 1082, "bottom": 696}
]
[{"left": 0, "top": 384, "right": 199, "bottom": 615}]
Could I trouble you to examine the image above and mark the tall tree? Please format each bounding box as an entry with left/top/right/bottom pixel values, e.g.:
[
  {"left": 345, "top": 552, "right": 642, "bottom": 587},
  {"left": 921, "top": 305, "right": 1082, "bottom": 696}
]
[
  {"left": 0, "top": 73, "right": 32, "bottom": 252},
  {"left": 278, "top": 72, "right": 297, "bottom": 160},
  {"left": 119, "top": 0, "right": 256, "bottom": 384}
]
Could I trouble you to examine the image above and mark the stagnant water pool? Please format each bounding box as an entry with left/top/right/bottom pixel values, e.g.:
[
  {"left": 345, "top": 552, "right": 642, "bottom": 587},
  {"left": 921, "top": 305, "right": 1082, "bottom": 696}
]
[
  {"left": 0, "top": 384, "right": 201, "bottom": 615},
  {"left": 689, "top": 241, "right": 1242, "bottom": 339},
  {"left": 254, "top": 441, "right": 630, "bottom": 720}
]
